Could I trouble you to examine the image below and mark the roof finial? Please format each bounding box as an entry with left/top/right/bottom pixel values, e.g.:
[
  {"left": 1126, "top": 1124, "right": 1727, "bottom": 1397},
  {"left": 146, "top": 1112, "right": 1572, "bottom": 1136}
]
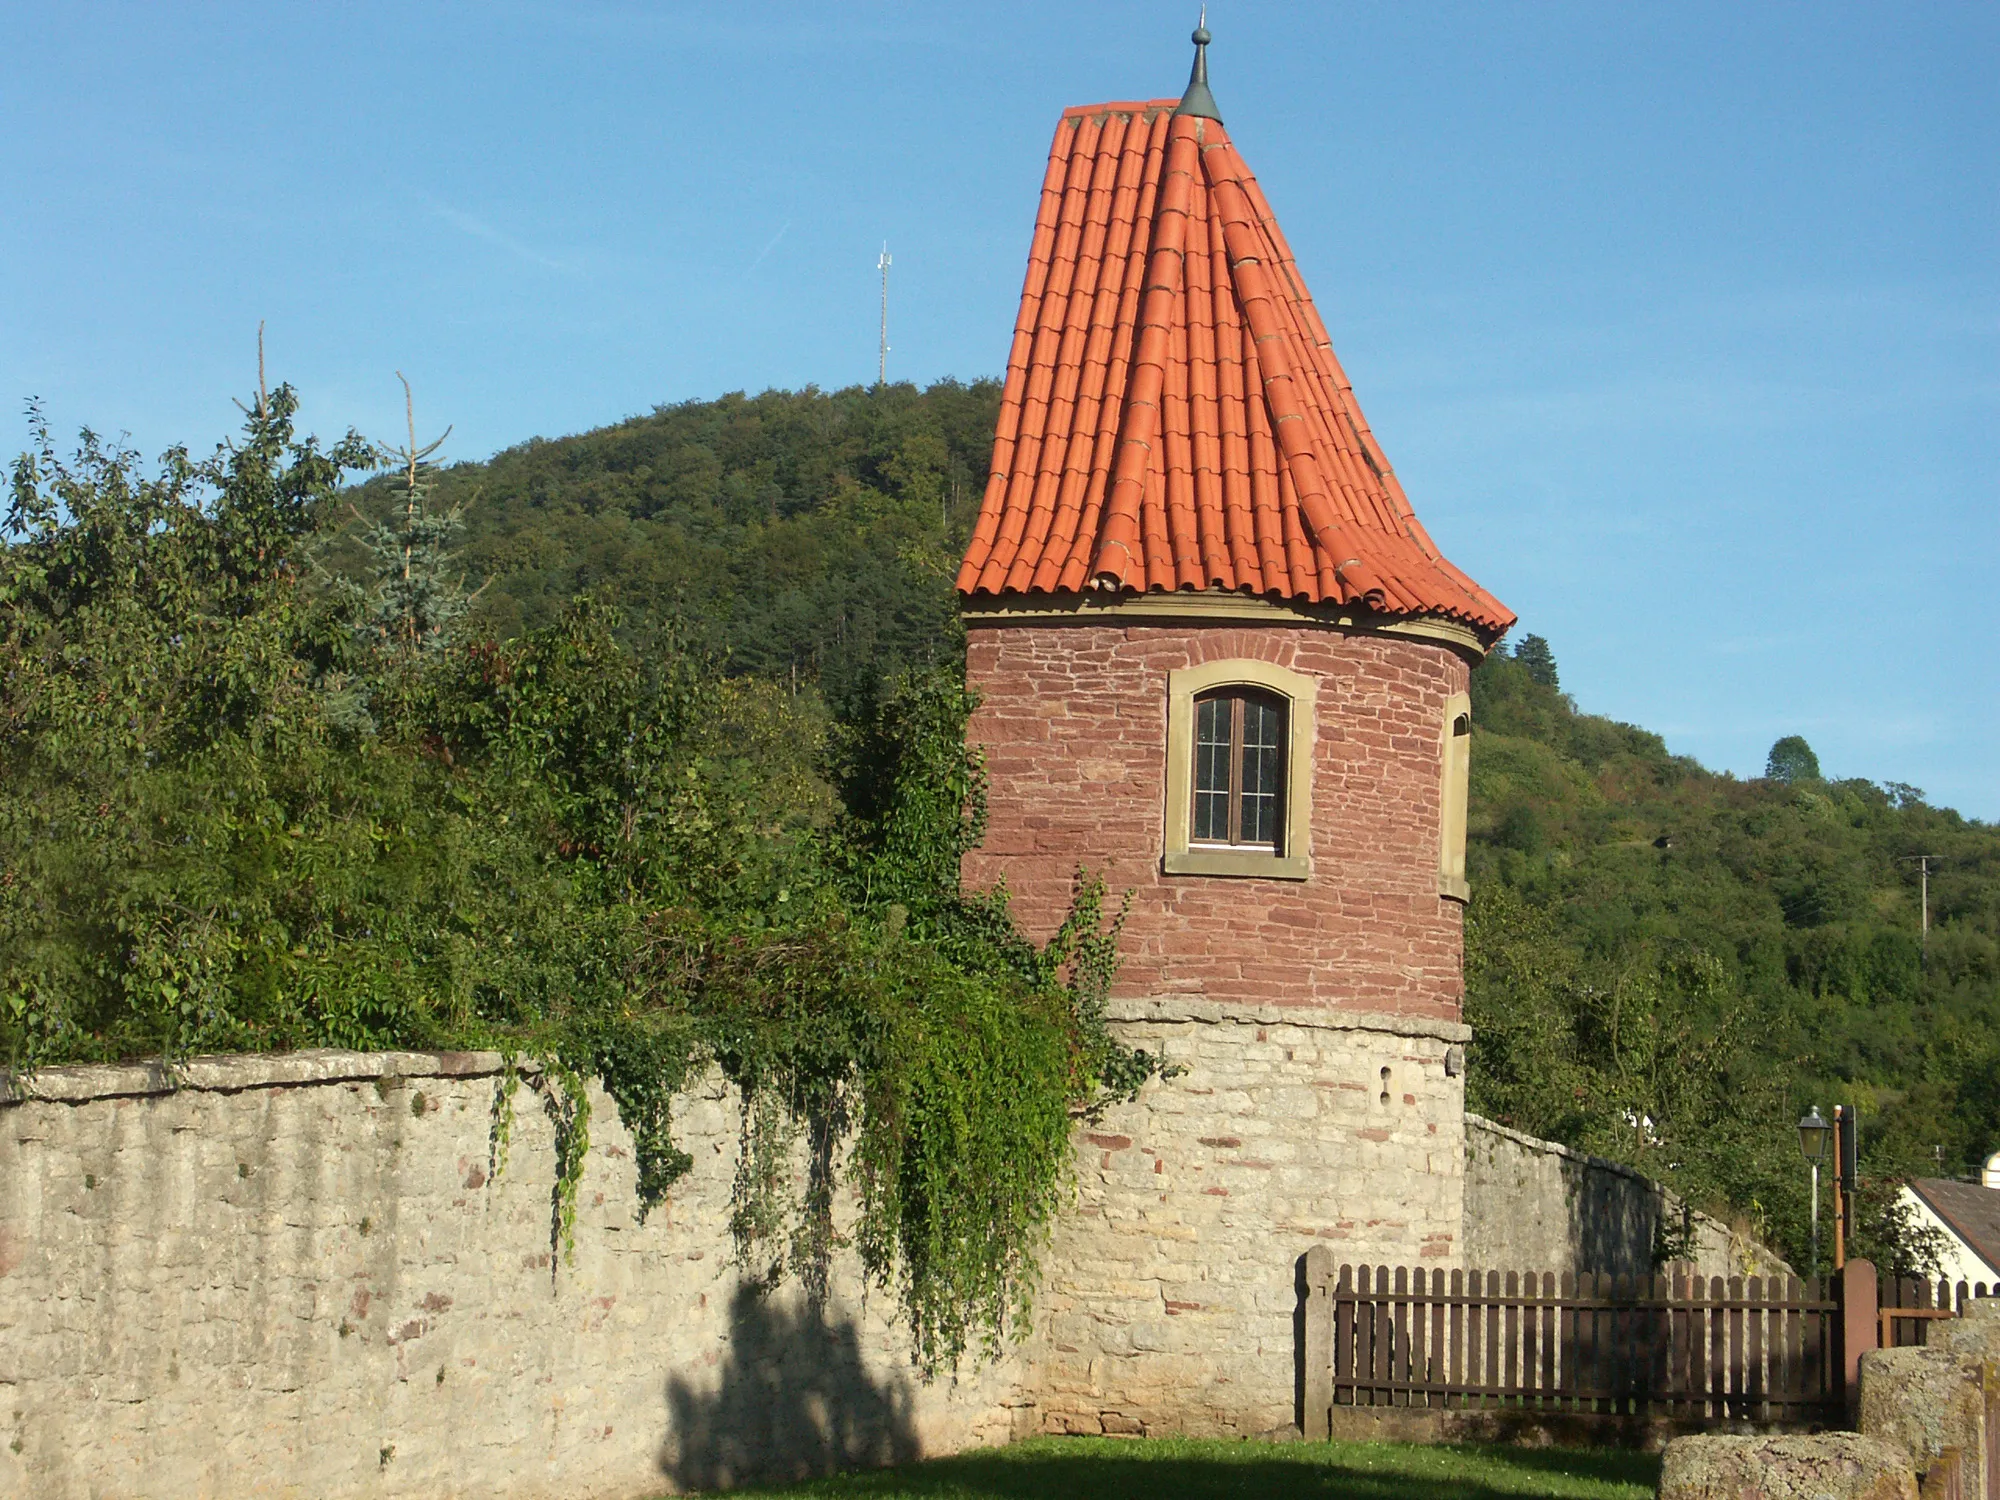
[{"left": 1174, "top": 7, "right": 1222, "bottom": 121}]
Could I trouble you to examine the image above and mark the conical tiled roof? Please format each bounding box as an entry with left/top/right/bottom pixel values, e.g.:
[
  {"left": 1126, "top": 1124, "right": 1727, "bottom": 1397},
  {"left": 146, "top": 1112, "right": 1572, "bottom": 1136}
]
[{"left": 958, "top": 76, "right": 1512, "bottom": 639}]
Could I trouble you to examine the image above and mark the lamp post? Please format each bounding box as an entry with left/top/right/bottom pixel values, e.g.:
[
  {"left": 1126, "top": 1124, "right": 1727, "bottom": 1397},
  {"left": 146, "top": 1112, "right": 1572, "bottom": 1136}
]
[{"left": 1798, "top": 1107, "right": 1830, "bottom": 1282}]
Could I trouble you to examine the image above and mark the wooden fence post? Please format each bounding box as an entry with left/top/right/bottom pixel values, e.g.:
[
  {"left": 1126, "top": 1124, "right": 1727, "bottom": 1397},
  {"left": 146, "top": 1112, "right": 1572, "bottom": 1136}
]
[
  {"left": 1303, "top": 1245, "right": 1333, "bottom": 1439},
  {"left": 1841, "top": 1258, "right": 1878, "bottom": 1419},
  {"left": 1982, "top": 1360, "right": 1999, "bottom": 1500}
]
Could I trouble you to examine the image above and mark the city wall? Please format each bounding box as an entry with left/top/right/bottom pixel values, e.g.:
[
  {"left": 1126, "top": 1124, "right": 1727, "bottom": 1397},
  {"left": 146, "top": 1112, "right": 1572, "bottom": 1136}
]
[
  {"left": 0, "top": 1050, "right": 1024, "bottom": 1500},
  {"left": 1036, "top": 997, "right": 1466, "bottom": 1439},
  {"left": 0, "top": 1010, "right": 1465, "bottom": 1497},
  {"left": 1464, "top": 1113, "right": 1791, "bottom": 1282}
]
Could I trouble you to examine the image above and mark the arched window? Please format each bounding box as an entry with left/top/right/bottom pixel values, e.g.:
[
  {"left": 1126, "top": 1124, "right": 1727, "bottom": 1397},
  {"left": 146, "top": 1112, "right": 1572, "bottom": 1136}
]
[
  {"left": 1192, "top": 688, "right": 1287, "bottom": 850},
  {"left": 1164, "top": 660, "right": 1315, "bottom": 880}
]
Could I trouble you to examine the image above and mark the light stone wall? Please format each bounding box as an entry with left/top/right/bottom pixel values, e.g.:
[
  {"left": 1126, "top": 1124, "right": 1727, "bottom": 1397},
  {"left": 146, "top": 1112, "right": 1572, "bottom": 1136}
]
[
  {"left": 0, "top": 1051, "right": 1028, "bottom": 1500},
  {"left": 0, "top": 1016, "right": 1465, "bottom": 1496},
  {"left": 1464, "top": 1114, "right": 1791, "bottom": 1282},
  {"left": 1028, "top": 1001, "right": 1468, "bottom": 1439}
]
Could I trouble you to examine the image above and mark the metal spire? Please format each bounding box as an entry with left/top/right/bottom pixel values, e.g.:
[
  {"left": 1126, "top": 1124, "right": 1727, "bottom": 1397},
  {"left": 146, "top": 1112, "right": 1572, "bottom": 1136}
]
[
  {"left": 1173, "top": 7, "right": 1221, "bottom": 121},
  {"left": 877, "top": 243, "right": 891, "bottom": 387}
]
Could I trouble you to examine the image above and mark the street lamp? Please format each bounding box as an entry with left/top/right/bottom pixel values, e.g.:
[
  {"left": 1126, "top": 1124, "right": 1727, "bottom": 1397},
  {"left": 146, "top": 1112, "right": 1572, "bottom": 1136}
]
[{"left": 1798, "top": 1107, "right": 1830, "bottom": 1281}]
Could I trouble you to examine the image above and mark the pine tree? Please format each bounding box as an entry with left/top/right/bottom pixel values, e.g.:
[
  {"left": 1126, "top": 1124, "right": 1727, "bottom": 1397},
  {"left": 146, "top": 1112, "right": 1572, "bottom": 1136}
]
[
  {"left": 1513, "top": 634, "right": 1560, "bottom": 690},
  {"left": 351, "top": 374, "right": 477, "bottom": 659}
]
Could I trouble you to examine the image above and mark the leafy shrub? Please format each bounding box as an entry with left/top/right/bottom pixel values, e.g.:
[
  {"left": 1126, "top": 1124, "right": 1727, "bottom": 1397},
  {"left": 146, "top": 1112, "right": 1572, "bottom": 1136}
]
[{"left": 1, "top": 391, "right": 1163, "bottom": 1369}]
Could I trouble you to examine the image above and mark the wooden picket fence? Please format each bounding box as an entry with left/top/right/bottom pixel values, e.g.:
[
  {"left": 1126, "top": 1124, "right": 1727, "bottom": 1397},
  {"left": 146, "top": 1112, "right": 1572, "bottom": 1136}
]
[
  {"left": 1302, "top": 1254, "right": 1845, "bottom": 1432},
  {"left": 1879, "top": 1275, "right": 1997, "bottom": 1349}
]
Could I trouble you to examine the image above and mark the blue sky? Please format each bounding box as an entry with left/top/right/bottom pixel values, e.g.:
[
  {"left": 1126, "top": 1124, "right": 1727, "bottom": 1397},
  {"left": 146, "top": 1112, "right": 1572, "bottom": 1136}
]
[{"left": 4, "top": 1, "right": 1995, "bottom": 817}]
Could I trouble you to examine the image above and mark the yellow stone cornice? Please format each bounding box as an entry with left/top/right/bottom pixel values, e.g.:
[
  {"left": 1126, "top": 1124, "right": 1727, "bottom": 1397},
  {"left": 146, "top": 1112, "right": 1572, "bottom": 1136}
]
[{"left": 959, "top": 590, "right": 1493, "bottom": 661}]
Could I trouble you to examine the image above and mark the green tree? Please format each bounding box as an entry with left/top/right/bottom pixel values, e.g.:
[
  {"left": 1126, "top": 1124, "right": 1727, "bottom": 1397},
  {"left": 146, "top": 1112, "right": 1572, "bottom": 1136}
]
[
  {"left": 345, "top": 374, "right": 478, "bottom": 661},
  {"left": 1462, "top": 643, "right": 1997, "bottom": 1273},
  {"left": 1513, "top": 633, "right": 1560, "bottom": 690},
  {"left": 1, "top": 387, "right": 374, "bottom": 1060},
  {"left": 327, "top": 380, "right": 998, "bottom": 709},
  {"left": 1766, "top": 735, "right": 1822, "bottom": 783}
]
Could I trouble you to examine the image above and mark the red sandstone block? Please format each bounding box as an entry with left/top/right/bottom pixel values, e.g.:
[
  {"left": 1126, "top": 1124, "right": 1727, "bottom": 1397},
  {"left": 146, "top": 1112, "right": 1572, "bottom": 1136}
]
[{"left": 971, "top": 625, "right": 1464, "bottom": 1012}]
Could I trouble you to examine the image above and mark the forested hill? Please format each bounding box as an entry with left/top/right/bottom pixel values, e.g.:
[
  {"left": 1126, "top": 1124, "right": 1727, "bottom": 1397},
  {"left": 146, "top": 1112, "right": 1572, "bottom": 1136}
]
[
  {"left": 350, "top": 376, "right": 2000, "bottom": 1167},
  {"left": 352, "top": 377, "right": 1999, "bottom": 1259},
  {"left": 1462, "top": 644, "right": 1998, "bottom": 1265},
  {"left": 336, "top": 380, "right": 1004, "bottom": 710}
]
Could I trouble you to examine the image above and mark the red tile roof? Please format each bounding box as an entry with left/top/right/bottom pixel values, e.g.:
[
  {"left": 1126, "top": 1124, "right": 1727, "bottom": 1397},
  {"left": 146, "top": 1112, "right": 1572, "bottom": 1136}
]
[{"left": 957, "top": 98, "right": 1513, "bottom": 639}]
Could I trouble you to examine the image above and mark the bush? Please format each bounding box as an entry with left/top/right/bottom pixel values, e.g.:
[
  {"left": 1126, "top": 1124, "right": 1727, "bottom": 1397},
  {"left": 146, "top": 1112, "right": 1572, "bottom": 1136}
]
[{"left": 1, "top": 392, "right": 1164, "bottom": 1370}]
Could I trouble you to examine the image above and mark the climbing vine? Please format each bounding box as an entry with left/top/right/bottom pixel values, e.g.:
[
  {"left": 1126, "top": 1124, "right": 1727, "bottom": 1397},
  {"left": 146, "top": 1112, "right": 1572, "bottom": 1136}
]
[
  {"left": 473, "top": 673, "right": 1164, "bottom": 1365},
  {"left": 539, "top": 1057, "right": 592, "bottom": 1270},
  {"left": 488, "top": 1050, "right": 520, "bottom": 1182}
]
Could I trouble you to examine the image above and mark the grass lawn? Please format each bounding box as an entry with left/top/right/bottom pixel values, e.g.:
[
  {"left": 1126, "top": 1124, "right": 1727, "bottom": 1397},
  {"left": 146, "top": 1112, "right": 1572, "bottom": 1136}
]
[{"left": 701, "top": 1435, "right": 1661, "bottom": 1499}]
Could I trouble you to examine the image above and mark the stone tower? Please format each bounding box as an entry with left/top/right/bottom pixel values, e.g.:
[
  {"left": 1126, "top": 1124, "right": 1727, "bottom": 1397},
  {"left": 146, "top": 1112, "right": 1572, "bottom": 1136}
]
[{"left": 956, "top": 28, "right": 1515, "bottom": 1437}]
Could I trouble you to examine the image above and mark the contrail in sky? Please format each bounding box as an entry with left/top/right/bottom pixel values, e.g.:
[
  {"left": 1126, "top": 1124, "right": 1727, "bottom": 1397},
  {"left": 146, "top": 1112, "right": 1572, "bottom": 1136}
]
[
  {"left": 418, "top": 191, "right": 569, "bottom": 272},
  {"left": 747, "top": 220, "right": 792, "bottom": 273}
]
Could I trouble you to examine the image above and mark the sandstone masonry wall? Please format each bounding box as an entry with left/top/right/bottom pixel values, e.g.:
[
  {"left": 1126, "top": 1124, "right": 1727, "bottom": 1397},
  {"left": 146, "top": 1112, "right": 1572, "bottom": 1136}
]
[
  {"left": 957, "top": 619, "right": 1476, "bottom": 1434},
  {"left": 0, "top": 1025, "right": 1471, "bottom": 1493},
  {"left": 963, "top": 622, "right": 1471, "bottom": 1021},
  {"left": 1034, "top": 1001, "right": 1468, "bottom": 1438},
  {"left": 1464, "top": 1115, "right": 1791, "bottom": 1282},
  {"left": 0, "top": 1051, "right": 1027, "bottom": 1500}
]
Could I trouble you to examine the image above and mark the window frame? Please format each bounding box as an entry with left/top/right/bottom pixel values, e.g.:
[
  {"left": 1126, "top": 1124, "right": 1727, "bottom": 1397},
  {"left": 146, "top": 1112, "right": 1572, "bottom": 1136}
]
[
  {"left": 1437, "top": 690, "right": 1472, "bottom": 901},
  {"left": 1191, "top": 687, "right": 1287, "bottom": 849},
  {"left": 1163, "top": 659, "right": 1315, "bottom": 880}
]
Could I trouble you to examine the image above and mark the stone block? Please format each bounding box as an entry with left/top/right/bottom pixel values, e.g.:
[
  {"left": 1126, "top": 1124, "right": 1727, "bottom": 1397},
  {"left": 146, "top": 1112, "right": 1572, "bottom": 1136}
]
[
  {"left": 1859, "top": 1347, "right": 1991, "bottom": 1482},
  {"left": 1659, "top": 1433, "right": 1916, "bottom": 1500},
  {"left": 1934, "top": 1297, "right": 2000, "bottom": 1362}
]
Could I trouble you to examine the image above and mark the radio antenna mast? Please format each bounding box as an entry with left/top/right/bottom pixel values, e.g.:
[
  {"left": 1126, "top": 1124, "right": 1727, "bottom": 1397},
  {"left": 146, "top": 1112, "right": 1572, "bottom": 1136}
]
[{"left": 877, "top": 243, "right": 891, "bottom": 387}]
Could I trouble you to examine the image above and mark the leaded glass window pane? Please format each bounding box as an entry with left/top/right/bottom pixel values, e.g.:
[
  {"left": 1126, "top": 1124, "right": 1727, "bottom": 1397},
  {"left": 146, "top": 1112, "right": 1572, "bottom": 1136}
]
[
  {"left": 1240, "top": 697, "right": 1282, "bottom": 846},
  {"left": 1189, "top": 687, "right": 1288, "bottom": 852},
  {"left": 1193, "top": 695, "right": 1231, "bottom": 842}
]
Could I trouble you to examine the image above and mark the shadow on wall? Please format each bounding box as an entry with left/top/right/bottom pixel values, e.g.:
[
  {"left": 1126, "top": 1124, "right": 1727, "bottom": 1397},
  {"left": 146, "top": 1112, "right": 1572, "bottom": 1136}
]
[
  {"left": 1464, "top": 1116, "right": 1789, "bottom": 1281},
  {"left": 1293, "top": 1252, "right": 1310, "bottom": 1432},
  {"left": 660, "top": 1285, "right": 920, "bottom": 1491},
  {"left": 1564, "top": 1156, "right": 1665, "bottom": 1279}
]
